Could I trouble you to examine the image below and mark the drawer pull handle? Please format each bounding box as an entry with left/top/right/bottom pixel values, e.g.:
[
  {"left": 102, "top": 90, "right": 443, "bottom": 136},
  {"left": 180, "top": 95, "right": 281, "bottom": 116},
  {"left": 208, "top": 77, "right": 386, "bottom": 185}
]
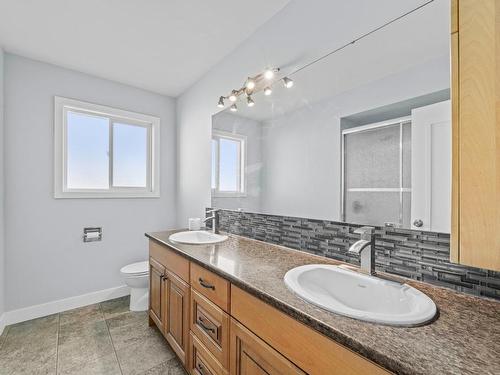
[
  {"left": 198, "top": 278, "right": 215, "bottom": 290},
  {"left": 197, "top": 363, "right": 209, "bottom": 375},
  {"left": 197, "top": 318, "right": 215, "bottom": 333}
]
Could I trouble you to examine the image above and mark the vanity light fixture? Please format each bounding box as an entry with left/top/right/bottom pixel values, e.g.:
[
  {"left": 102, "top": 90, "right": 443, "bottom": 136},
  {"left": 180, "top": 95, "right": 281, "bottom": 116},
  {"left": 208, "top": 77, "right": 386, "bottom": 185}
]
[
  {"left": 264, "top": 69, "right": 275, "bottom": 80},
  {"left": 228, "top": 90, "right": 238, "bottom": 102},
  {"left": 217, "top": 96, "right": 225, "bottom": 108},
  {"left": 216, "top": 67, "right": 285, "bottom": 108},
  {"left": 246, "top": 78, "right": 256, "bottom": 90},
  {"left": 283, "top": 77, "right": 294, "bottom": 88}
]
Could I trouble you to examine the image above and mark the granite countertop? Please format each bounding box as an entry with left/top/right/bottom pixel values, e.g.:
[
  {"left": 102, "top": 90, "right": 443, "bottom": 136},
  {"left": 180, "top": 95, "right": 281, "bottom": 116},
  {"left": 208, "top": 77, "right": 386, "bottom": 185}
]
[{"left": 145, "top": 229, "right": 500, "bottom": 375}]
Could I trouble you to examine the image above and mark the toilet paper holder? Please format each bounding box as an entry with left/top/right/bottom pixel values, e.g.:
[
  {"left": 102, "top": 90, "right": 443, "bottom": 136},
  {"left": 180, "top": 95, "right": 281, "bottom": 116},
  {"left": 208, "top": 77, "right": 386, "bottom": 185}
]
[{"left": 83, "top": 227, "right": 102, "bottom": 242}]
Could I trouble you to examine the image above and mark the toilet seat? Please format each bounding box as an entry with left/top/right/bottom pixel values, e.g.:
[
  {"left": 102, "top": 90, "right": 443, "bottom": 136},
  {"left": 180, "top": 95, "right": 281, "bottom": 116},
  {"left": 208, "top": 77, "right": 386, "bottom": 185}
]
[{"left": 120, "top": 261, "right": 149, "bottom": 276}]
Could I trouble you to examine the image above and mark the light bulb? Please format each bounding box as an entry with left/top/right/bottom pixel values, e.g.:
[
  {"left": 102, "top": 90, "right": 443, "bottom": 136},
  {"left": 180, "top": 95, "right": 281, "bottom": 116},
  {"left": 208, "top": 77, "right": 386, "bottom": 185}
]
[
  {"left": 264, "top": 87, "right": 272, "bottom": 96},
  {"left": 230, "top": 104, "right": 238, "bottom": 112},
  {"left": 217, "top": 96, "right": 225, "bottom": 108},
  {"left": 246, "top": 79, "right": 256, "bottom": 90},
  {"left": 283, "top": 77, "right": 294, "bottom": 88},
  {"left": 247, "top": 96, "right": 255, "bottom": 107},
  {"left": 229, "top": 90, "right": 238, "bottom": 102},
  {"left": 264, "top": 69, "right": 274, "bottom": 80}
]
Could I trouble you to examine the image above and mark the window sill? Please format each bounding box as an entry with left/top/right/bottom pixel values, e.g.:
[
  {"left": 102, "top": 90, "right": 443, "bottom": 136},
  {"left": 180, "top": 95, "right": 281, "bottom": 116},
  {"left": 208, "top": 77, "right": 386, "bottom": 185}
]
[
  {"left": 54, "top": 191, "right": 160, "bottom": 199},
  {"left": 212, "top": 193, "right": 247, "bottom": 198}
]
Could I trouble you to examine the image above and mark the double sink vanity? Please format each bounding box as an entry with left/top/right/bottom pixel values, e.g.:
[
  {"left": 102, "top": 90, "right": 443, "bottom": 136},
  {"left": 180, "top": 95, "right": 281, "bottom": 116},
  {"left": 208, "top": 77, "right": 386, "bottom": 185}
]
[
  {"left": 145, "top": 229, "right": 500, "bottom": 375},
  {"left": 144, "top": 2, "right": 500, "bottom": 374}
]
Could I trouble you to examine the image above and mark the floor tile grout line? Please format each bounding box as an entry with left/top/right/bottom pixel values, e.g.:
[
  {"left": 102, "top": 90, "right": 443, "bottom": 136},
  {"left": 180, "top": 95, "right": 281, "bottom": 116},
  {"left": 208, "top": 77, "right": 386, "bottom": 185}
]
[
  {"left": 100, "top": 302, "right": 124, "bottom": 375},
  {"left": 55, "top": 313, "right": 61, "bottom": 375},
  {"left": 2, "top": 298, "right": 166, "bottom": 375},
  {"left": 0, "top": 325, "right": 10, "bottom": 351},
  {"left": 58, "top": 304, "right": 120, "bottom": 374}
]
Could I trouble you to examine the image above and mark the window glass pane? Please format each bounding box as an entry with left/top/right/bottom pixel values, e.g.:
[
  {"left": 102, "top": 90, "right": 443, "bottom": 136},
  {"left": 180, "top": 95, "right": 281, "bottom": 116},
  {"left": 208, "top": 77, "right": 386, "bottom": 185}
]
[
  {"left": 67, "top": 111, "right": 109, "bottom": 189},
  {"left": 219, "top": 138, "right": 240, "bottom": 192},
  {"left": 113, "top": 123, "right": 148, "bottom": 187},
  {"left": 211, "top": 139, "right": 217, "bottom": 189}
]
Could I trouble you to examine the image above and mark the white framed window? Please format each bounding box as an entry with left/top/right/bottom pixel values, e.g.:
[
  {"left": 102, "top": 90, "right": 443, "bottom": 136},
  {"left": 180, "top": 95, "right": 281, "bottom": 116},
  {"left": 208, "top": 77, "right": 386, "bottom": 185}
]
[
  {"left": 211, "top": 130, "right": 246, "bottom": 197},
  {"left": 54, "top": 96, "right": 160, "bottom": 198}
]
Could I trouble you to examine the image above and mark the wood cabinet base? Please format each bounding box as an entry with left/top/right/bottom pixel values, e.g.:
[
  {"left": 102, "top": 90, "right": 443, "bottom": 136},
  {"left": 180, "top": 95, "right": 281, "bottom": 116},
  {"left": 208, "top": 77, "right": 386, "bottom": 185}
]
[
  {"left": 231, "top": 286, "right": 390, "bottom": 375},
  {"left": 150, "top": 240, "right": 391, "bottom": 375}
]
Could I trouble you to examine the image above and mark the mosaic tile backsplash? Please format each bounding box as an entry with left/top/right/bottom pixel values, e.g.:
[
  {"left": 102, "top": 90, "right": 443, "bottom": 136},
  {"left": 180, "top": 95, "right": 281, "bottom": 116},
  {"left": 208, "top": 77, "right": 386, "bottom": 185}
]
[{"left": 207, "top": 208, "right": 500, "bottom": 300}]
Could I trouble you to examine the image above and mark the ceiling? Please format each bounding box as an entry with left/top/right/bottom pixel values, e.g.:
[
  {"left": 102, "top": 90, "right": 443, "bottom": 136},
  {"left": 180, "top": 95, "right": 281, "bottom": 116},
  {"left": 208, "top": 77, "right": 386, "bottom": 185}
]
[
  {"left": 220, "top": 0, "right": 450, "bottom": 122},
  {"left": 0, "top": 0, "right": 289, "bottom": 97}
]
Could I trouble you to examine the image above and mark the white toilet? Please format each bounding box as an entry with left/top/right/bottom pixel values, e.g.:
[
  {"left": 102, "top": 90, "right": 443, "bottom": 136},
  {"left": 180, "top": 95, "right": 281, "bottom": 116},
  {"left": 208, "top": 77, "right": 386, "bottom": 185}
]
[{"left": 120, "top": 261, "right": 149, "bottom": 311}]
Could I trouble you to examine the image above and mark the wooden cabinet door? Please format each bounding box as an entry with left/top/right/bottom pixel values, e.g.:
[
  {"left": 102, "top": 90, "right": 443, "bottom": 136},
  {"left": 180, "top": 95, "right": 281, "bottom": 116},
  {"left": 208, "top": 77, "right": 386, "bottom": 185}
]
[
  {"left": 165, "top": 270, "right": 190, "bottom": 366},
  {"left": 451, "top": 0, "right": 500, "bottom": 271},
  {"left": 149, "top": 257, "right": 165, "bottom": 331},
  {"left": 230, "top": 319, "right": 305, "bottom": 375}
]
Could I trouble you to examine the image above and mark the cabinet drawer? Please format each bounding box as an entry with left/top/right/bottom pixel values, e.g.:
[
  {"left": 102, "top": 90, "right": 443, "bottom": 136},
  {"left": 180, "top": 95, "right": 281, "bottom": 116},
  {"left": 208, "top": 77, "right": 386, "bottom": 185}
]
[
  {"left": 191, "top": 263, "right": 230, "bottom": 311},
  {"left": 189, "top": 332, "right": 227, "bottom": 375},
  {"left": 191, "top": 289, "right": 229, "bottom": 368},
  {"left": 149, "top": 240, "right": 190, "bottom": 282},
  {"left": 231, "top": 286, "right": 391, "bottom": 375},
  {"left": 230, "top": 318, "right": 305, "bottom": 375}
]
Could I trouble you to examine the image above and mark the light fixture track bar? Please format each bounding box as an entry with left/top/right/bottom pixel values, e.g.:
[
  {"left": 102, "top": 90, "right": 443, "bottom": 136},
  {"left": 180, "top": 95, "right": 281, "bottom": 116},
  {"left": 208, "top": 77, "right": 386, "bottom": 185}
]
[
  {"left": 289, "top": 0, "right": 435, "bottom": 77},
  {"left": 217, "top": 67, "right": 283, "bottom": 108}
]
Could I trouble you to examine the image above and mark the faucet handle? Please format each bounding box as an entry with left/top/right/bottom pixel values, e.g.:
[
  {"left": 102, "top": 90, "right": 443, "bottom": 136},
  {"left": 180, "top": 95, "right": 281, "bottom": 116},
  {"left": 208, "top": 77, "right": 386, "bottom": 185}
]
[
  {"left": 206, "top": 208, "right": 220, "bottom": 214},
  {"left": 354, "top": 226, "right": 375, "bottom": 235}
]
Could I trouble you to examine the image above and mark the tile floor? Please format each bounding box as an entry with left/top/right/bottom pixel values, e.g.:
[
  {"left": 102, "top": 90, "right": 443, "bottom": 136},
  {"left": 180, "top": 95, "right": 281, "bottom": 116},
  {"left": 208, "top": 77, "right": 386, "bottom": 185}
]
[{"left": 0, "top": 296, "right": 187, "bottom": 375}]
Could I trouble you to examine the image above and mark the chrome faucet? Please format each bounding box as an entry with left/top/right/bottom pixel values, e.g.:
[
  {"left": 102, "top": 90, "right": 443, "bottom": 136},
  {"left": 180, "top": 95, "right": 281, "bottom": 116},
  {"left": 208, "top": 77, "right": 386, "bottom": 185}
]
[
  {"left": 348, "top": 226, "right": 376, "bottom": 275},
  {"left": 203, "top": 209, "right": 220, "bottom": 234}
]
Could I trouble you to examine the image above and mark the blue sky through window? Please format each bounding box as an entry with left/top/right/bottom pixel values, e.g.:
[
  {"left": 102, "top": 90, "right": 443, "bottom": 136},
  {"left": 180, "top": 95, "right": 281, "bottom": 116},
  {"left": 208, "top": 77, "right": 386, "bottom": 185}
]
[
  {"left": 67, "top": 111, "right": 149, "bottom": 190},
  {"left": 113, "top": 123, "right": 148, "bottom": 187},
  {"left": 219, "top": 138, "right": 239, "bottom": 191},
  {"left": 67, "top": 111, "right": 109, "bottom": 189}
]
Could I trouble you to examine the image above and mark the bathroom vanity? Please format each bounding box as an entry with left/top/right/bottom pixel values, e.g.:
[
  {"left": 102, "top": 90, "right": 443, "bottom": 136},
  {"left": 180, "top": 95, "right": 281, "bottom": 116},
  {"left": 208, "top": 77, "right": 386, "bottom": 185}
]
[
  {"left": 145, "top": 2, "right": 500, "bottom": 374},
  {"left": 145, "top": 230, "right": 500, "bottom": 375}
]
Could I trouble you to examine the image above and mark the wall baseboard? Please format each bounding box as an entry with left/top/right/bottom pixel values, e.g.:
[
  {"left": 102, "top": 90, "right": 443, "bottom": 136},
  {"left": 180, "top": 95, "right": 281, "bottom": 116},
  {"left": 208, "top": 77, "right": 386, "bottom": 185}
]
[{"left": 0, "top": 285, "right": 130, "bottom": 334}]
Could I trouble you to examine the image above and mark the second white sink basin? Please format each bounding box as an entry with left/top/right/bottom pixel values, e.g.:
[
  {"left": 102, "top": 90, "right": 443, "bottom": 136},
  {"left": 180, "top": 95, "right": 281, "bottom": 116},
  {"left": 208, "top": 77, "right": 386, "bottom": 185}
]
[
  {"left": 284, "top": 264, "right": 437, "bottom": 326},
  {"left": 169, "top": 230, "right": 228, "bottom": 245}
]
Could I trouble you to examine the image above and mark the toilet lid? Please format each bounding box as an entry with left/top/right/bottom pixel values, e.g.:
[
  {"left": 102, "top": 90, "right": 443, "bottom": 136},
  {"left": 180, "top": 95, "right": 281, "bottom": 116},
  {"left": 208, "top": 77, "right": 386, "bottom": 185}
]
[{"left": 121, "top": 261, "right": 149, "bottom": 275}]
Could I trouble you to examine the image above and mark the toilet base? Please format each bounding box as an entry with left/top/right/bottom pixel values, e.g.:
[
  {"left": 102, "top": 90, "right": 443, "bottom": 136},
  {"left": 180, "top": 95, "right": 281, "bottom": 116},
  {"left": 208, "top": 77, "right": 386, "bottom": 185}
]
[{"left": 129, "top": 287, "right": 149, "bottom": 311}]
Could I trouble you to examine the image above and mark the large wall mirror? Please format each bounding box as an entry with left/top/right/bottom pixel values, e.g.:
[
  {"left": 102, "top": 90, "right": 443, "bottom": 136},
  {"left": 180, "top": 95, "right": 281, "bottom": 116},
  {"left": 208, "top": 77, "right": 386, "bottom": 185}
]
[{"left": 211, "top": 0, "right": 450, "bottom": 233}]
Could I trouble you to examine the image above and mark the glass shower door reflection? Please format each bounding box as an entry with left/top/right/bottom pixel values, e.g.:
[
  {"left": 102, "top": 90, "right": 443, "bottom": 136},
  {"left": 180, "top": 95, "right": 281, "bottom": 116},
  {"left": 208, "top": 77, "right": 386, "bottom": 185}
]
[{"left": 342, "top": 120, "right": 411, "bottom": 227}]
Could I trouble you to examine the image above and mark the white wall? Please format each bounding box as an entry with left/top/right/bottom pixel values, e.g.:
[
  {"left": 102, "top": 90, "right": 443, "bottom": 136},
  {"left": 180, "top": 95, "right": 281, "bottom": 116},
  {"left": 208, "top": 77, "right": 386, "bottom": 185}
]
[
  {"left": 260, "top": 57, "right": 449, "bottom": 220},
  {"left": 0, "top": 49, "right": 5, "bottom": 321},
  {"left": 212, "top": 112, "right": 262, "bottom": 212},
  {"left": 4, "top": 54, "right": 176, "bottom": 311},
  {"left": 175, "top": 0, "right": 450, "bottom": 225}
]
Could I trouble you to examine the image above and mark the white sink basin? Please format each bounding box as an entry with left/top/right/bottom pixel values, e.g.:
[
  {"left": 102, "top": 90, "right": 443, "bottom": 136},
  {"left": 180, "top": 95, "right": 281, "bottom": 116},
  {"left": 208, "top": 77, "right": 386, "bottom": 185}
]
[
  {"left": 169, "top": 230, "right": 228, "bottom": 245},
  {"left": 284, "top": 264, "right": 437, "bottom": 326}
]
